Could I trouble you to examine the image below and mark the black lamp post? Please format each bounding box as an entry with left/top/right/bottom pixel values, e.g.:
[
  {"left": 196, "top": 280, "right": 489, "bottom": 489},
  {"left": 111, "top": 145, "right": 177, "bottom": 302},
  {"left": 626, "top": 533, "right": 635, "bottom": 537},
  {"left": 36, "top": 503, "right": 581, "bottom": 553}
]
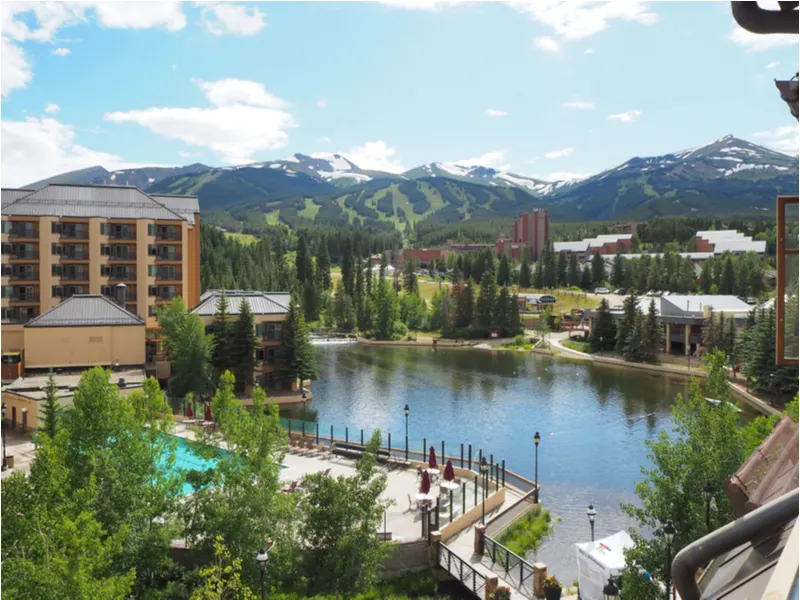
[
  {"left": 1, "top": 403, "right": 6, "bottom": 471},
  {"left": 603, "top": 575, "right": 619, "bottom": 599},
  {"left": 663, "top": 520, "right": 676, "bottom": 600},
  {"left": 703, "top": 480, "right": 713, "bottom": 532},
  {"left": 587, "top": 504, "right": 597, "bottom": 542},
  {"left": 480, "top": 457, "right": 488, "bottom": 524},
  {"left": 404, "top": 404, "right": 409, "bottom": 460},
  {"left": 256, "top": 548, "right": 269, "bottom": 600},
  {"left": 533, "top": 431, "right": 541, "bottom": 503}
]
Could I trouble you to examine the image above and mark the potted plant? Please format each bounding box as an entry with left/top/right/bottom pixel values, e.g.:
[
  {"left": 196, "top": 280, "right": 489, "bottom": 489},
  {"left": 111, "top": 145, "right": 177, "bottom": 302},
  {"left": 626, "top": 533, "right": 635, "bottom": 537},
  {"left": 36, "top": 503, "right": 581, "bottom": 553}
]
[
  {"left": 489, "top": 586, "right": 512, "bottom": 600},
  {"left": 544, "top": 575, "right": 563, "bottom": 600}
]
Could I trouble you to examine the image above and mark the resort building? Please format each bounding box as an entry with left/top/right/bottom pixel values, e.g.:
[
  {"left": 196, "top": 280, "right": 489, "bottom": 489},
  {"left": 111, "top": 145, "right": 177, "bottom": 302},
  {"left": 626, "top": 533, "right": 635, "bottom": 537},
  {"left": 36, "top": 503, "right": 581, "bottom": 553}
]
[
  {"left": 696, "top": 230, "right": 767, "bottom": 256},
  {"left": 553, "top": 233, "right": 634, "bottom": 261},
  {"left": 189, "top": 290, "right": 295, "bottom": 393},
  {"left": 587, "top": 294, "right": 752, "bottom": 356},
  {"left": 502, "top": 208, "right": 550, "bottom": 260},
  {"left": 1, "top": 184, "right": 201, "bottom": 359}
]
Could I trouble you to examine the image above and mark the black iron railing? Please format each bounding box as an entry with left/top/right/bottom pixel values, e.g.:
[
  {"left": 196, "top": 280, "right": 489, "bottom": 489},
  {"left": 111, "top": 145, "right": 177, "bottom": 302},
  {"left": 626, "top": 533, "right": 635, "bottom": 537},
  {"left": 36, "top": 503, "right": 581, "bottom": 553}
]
[
  {"left": 438, "top": 542, "right": 486, "bottom": 599},
  {"left": 483, "top": 534, "right": 535, "bottom": 596}
]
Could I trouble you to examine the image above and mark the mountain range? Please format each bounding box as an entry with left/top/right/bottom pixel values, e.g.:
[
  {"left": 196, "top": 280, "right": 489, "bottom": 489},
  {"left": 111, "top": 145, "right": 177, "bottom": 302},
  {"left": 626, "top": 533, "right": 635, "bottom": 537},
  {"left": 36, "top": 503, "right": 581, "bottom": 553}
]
[{"left": 23, "top": 135, "right": 798, "bottom": 231}]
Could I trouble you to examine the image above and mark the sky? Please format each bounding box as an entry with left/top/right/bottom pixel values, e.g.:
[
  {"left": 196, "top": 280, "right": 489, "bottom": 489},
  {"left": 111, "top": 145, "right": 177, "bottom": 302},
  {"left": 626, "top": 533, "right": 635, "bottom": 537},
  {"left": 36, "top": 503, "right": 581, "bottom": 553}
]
[{"left": 1, "top": 0, "right": 798, "bottom": 188}]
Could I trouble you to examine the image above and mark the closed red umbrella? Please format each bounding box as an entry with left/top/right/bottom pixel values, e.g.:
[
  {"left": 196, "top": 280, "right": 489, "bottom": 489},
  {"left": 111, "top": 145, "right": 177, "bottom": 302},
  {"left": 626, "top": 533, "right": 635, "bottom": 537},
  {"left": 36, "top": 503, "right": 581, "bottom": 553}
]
[
  {"left": 186, "top": 401, "right": 194, "bottom": 419},
  {"left": 204, "top": 403, "right": 212, "bottom": 422},
  {"left": 428, "top": 446, "right": 437, "bottom": 469},
  {"left": 420, "top": 469, "right": 431, "bottom": 494},
  {"left": 444, "top": 460, "right": 455, "bottom": 482}
]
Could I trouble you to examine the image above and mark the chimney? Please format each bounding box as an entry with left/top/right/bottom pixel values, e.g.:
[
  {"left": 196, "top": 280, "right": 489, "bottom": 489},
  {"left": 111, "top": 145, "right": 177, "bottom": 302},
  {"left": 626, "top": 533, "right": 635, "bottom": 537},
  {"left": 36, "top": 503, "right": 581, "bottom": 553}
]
[{"left": 115, "top": 283, "right": 128, "bottom": 308}]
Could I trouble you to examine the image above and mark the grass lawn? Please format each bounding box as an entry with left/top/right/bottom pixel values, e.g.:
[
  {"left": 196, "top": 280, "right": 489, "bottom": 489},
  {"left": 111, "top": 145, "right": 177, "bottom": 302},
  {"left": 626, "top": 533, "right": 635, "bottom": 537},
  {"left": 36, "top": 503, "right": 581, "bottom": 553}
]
[
  {"left": 516, "top": 288, "right": 599, "bottom": 313},
  {"left": 225, "top": 232, "right": 259, "bottom": 245},
  {"left": 497, "top": 505, "right": 558, "bottom": 557},
  {"left": 561, "top": 339, "right": 593, "bottom": 354}
]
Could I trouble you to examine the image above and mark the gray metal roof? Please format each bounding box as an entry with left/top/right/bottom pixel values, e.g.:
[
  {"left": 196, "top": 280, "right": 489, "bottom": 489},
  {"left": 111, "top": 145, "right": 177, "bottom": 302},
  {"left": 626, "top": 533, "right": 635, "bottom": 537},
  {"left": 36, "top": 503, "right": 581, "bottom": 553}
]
[
  {"left": 25, "top": 295, "right": 145, "bottom": 328},
  {"left": 553, "top": 241, "right": 590, "bottom": 253},
  {"left": 2, "top": 184, "right": 186, "bottom": 221},
  {"left": 1, "top": 188, "right": 35, "bottom": 207},
  {"left": 663, "top": 294, "right": 751, "bottom": 314},
  {"left": 149, "top": 194, "right": 200, "bottom": 225},
  {"left": 191, "top": 290, "right": 291, "bottom": 316}
]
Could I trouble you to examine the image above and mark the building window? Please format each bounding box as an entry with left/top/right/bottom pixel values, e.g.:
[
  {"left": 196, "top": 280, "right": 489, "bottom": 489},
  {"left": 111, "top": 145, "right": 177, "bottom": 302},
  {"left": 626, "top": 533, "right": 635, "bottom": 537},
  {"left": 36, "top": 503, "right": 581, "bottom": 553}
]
[
  {"left": 777, "top": 195, "right": 798, "bottom": 365},
  {"left": 149, "top": 305, "right": 158, "bottom": 317}
]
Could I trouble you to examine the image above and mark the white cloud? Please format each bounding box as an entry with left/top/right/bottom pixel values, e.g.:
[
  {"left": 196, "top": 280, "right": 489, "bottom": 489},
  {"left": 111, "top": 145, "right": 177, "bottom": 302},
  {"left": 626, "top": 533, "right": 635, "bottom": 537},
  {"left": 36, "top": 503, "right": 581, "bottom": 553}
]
[
  {"left": 90, "top": 3, "right": 186, "bottom": 31},
  {"left": 179, "top": 151, "right": 201, "bottom": 158},
  {"left": 105, "top": 79, "right": 296, "bottom": 164},
  {"left": 766, "top": 60, "right": 780, "bottom": 69},
  {"left": 607, "top": 109, "right": 642, "bottom": 123},
  {"left": 564, "top": 101, "right": 594, "bottom": 110},
  {"left": 316, "top": 99, "right": 328, "bottom": 109},
  {"left": 376, "top": 0, "right": 464, "bottom": 11},
  {"left": 546, "top": 170, "right": 592, "bottom": 181},
  {"left": 584, "top": 48, "right": 594, "bottom": 54},
  {"left": 331, "top": 141, "right": 405, "bottom": 173},
  {"left": 485, "top": 108, "right": 507, "bottom": 117},
  {"left": 172, "top": 64, "right": 177, "bottom": 71},
  {"left": 317, "top": 136, "right": 332, "bottom": 144},
  {"left": 0, "top": 116, "right": 164, "bottom": 187},
  {"left": 533, "top": 36, "right": 560, "bottom": 52},
  {"left": 544, "top": 147, "right": 575, "bottom": 160},
  {"left": 513, "top": 1, "right": 658, "bottom": 41},
  {"left": 201, "top": 2, "right": 266, "bottom": 36},
  {"left": 452, "top": 150, "right": 510, "bottom": 171},
  {"left": 1, "top": 37, "right": 32, "bottom": 97},
  {"left": 44, "top": 103, "right": 60, "bottom": 114},
  {"left": 753, "top": 125, "right": 799, "bottom": 155},
  {"left": 52, "top": 47, "right": 71, "bottom": 56},
  {"left": 728, "top": 26, "right": 796, "bottom": 52}
]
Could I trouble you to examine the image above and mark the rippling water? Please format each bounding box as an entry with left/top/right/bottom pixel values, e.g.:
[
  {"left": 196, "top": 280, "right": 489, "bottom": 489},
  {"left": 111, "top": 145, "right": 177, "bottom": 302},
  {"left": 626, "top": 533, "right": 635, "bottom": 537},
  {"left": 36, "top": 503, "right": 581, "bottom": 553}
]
[{"left": 309, "top": 344, "right": 756, "bottom": 582}]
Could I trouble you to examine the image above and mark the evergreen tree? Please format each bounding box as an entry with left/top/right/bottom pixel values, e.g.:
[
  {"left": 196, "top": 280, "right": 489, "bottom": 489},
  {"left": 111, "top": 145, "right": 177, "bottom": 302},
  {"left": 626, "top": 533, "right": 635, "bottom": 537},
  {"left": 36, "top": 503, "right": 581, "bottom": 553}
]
[
  {"left": 616, "top": 294, "right": 640, "bottom": 353},
  {"left": 295, "top": 234, "right": 313, "bottom": 285},
  {"left": 475, "top": 270, "right": 497, "bottom": 331},
  {"left": 497, "top": 254, "right": 511, "bottom": 286},
  {"left": 454, "top": 278, "right": 475, "bottom": 329},
  {"left": 402, "top": 258, "right": 419, "bottom": 294},
  {"left": 623, "top": 312, "right": 647, "bottom": 362},
  {"left": 302, "top": 279, "right": 319, "bottom": 323},
  {"left": 699, "top": 260, "right": 713, "bottom": 294},
  {"left": 315, "top": 236, "right": 332, "bottom": 291},
  {"left": 568, "top": 253, "right": 581, "bottom": 287},
  {"left": 519, "top": 256, "right": 532, "bottom": 289},
  {"left": 643, "top": 298, "right": 664, "bottom": 359},
  {"left": 333, "top": 282, "right": 356, "bottom": 331},
  {"left": 611, "top": 253, "right": 625, "bottom": 288},
  {"left": 40, "top": 370, "right": 60, "bottom": 438},
  {"left": 211, "top": 292, "right": 234, "bottom": 376},
  {"left": 342, "top": 239, "right": 355, "bottom": 297},
  {"left": 556, "top": 252, "right": 568, "bottom": 287},
  {"left": 505, "top": 292, "right": 523, "bottom": 337},
  {"left": 355, "top": 261, "right": 368, "bottom": 331},
  {"left": 580, "top": 264, "right": 593, "bottom": 290},
  {"left": 231, "top": 299, "right": 257, "bottom": 394},
  {"left": 371, "top": 277, "right": 400, "bottom": 340},
  {"left": 493, "top": 287, "right": 510, "bottom": 332},
  {"left": 543, "top": 242, "right": 557, "bottom": 288},
  {"left": 533, "top": 262, "right": 544, "bottom": 289},
  {"left": 276, "top": 298, "right": 316, "bottom": 386},
  {"left": 701, "top": 308, "right": 718, "bottom": 352},
  {"left": 400, "top": 292, "right": 428, "bottom": 331},
  {"left": 720, "top": 257, "right": 736, "bottom": 295},
  {"left": 590, "top": 299, "right": 616, "bottom": 352},
  {"left": 591, "top": 251, "right": 606, "bottom": 287}
]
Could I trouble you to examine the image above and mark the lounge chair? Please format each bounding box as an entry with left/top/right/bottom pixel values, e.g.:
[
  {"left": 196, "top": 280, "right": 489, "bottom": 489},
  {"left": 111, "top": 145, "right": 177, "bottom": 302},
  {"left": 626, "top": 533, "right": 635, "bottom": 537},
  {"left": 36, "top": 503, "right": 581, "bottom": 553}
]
[
  {"left": 407, "top": 494, "right": 419, "bottom": 512},
  {"left": 280, "top": 481, "right": 298, "bottom": 493}
]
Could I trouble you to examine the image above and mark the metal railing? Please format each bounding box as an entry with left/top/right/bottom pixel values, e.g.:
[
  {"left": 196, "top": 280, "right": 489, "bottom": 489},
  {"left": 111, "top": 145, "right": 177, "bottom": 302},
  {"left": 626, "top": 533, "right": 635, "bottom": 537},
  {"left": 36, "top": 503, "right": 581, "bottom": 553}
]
[
  {"left": 9, "top": 293, "right": 39, "bottom": 302},
  {"left": 60, "top": 229, "right": 89, "bottom": 239},
  {"left": 156, "top": 252, "right": 182, "bottom": 261},
  {"left": 439, "top": 542, "right": 486, "bottom": 599},
  {"left": 9, "top": 228, "right": 38, "bottom": 239},
  {"left": 8, "top": 251, "right": 38, "bottom": 260},
  {"left": 483, "top": 534, "right": 535, "bottom": 596}
]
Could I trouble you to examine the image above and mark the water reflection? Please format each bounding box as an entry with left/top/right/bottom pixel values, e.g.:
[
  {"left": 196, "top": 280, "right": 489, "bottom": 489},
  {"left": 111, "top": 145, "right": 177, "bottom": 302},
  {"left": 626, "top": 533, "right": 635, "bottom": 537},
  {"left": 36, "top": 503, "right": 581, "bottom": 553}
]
[{"left": 310, "top": 345, "right": 755, "bottom": 581}]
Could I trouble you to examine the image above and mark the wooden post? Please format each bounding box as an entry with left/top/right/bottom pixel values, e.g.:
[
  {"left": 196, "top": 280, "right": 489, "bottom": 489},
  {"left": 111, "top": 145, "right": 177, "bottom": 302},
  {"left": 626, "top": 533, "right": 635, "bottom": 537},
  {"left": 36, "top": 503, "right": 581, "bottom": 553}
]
[{"left": 474, "top": 523, "right": 486, "bottom": 555}]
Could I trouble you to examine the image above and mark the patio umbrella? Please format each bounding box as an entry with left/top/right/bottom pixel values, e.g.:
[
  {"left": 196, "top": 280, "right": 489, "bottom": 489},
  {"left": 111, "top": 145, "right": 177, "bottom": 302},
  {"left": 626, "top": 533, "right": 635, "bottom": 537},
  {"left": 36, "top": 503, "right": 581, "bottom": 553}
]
[
  {"left": 204, "top": 403, "right": 212, "bottom": 422},
  {"left": 186, "top": 401, "right": 194, "bottom": 419},
  {"left": 428, "top": 446, "right": 437, "bottom": 469},
  {"left": 441, "top": 460, "right": 459, "bottom": 491},
  {"left": 420, "top": 469, "right": 431, "bottom": 494}
]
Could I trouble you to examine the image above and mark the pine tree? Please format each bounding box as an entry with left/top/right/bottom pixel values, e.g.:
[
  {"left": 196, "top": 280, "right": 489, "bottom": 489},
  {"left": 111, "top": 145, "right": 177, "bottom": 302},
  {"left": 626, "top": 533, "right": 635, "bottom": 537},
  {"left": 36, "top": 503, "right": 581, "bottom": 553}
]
[
  {"left": 342, "top": 239, "right": 355, "bottom": 297},
  {"left": 580, "top": 264, "right": 593, "bottom": 290},
  {"left": 556, "top": 252, "right": 568, "bottom": 287},
  {"left": 568, "top": 253, "right": 581, "bottom": 287},
  {"left": 276, "top": 298, "right": 316, "bottom": 387},
  {"left": 493, "top": 287, "right": 510, "bottom": 332},
  {"left": 475, "top": 270, "right": 497, "bottom": 331},
  {"left": 211, "top": 292, "right": 234, "bottom": 376},
  {"left": 543, "top": 242, "right": 557, "bottom": 288},
  {"left": 333, "top": 282, "right": 356, "bottom": 331},
  {"left": 611, "top": 253, "right": 625, "bottom": 289},
  {"left": 295, "top": 235, "right": 313, "bottom": 285},
  {"left": 302, "top": 279, "right": 319, "bottom": 322},
  {"left": 720, "top": 257, "right": 736, "bottom": 295},
  {"left": 497, "top": 254, "right": 511, "bottom": 286},
  {"left": 231, "top": 298, "right": 257, "bottom": 394},
  {"left": 616, "top": 294, "right": 639, "bottom": 353},
  {"left": 355, "top": 261, "right": 367, "bottom": 331},
  {"left": 533, "top": 262, "right": 544, "bottom": 289},
  {"left": 623, "top": 312, "right": 647, "bottom": 362},
  {"left": 519, "top": 256, "right": 532, "bottom": 289},
  {"left": 701, "top": 309, "right": 718, "bottom": 352},
  {"left": 699, "top": 260, "right": 713, "bottom": 294},
  {"left": 315, "top": 236, "right": 332, "bottom": 291},
  {"left": 643, "top": 298, "right": 664, "bottom": 359},
  {"left": 371, "top": 277, "right": 400, "bottom": 340},
  {"left": 505, "top": 292, "right": 523, "bottom": 337},
  {"left": 402, "top": 258, "right": 419, "bottom": 294},
  {"left": 590, "top": 299, "right": 616, "bottom": 352},
  {"left": 454, "top": 278, "right": 475, "bottom": 329},
  {"left": 40, "top": 370, "right": 60, "bottom": 438},
  {"left": 591, "top": 251, "right": 606, "bottom": 287}
]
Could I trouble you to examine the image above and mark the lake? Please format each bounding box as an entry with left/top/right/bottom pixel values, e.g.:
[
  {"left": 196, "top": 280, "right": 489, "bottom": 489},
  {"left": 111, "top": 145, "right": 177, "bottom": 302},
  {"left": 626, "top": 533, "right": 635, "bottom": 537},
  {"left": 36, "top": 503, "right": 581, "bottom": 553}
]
[{"left": 309, "top": 343, "right": 757, "bottom": 582}]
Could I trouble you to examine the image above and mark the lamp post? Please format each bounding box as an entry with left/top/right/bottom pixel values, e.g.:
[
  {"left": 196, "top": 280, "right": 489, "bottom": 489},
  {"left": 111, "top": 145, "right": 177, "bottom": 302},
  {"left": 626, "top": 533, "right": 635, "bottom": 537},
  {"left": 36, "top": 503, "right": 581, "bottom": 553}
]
[
  {"left": 703, "top": 480, "right": 713, "bottom": 532},
  {"left": 587, "top": 504, "right": 597, "bottom": 542},
  {"left": 480, "top": 457, "right": 488, "bottom": 524},
  {"left": 257, "top": 541, "right": 274, "bottom": 600},
  {"left": 663, "top": 520, "right": 676, "bottom": 600},
  {"left": 603, "top": 575, "right": 619, "bottom": 599},
  {"left": 533, "top": 431, "right": 541, "bottom": 503},
  {"left": 770, "top": 373, "right": 776, "bottom": 406},
  {"left": 1, "top": 403, "right": 6, "bottom": 471},
  {"left": 404, "top": 404, "right": 409, "bottom": 460}
]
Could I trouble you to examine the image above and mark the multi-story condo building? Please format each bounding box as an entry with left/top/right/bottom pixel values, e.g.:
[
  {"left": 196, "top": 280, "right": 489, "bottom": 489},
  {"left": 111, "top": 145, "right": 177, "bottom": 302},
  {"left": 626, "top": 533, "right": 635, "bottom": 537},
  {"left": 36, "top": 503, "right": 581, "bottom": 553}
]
[{"left": 1, "top": 184, "right": 200, "bottom": 355}]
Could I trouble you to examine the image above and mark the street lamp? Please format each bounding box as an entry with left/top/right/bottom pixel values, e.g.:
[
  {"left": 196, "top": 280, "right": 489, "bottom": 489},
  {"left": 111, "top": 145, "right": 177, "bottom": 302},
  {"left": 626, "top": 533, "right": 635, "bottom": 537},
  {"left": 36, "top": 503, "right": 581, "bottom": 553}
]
[
  {"left": 404, "top": 404, "right": 410, "bottom": 460},
  {"left": 603, "top": 575, "right": 619, "bottom": 599},
  {"left": 533, "top": 431, "right": 541, "bottom": 503},
  {"left": 480, "top": 457, "right": 489, "bottom": 524},
  {"left": 587, "top": 504, "right": 597, "bottom": 542},
  {"left": 703, "top": 480, "right": 713, "bottom": 532},
  {"left": 256, "top": 541, "right": 274, "bottom": 600},
  {"left": 663, "top": 520, "right": 676, "bottom": 600},
  {"left": 1, "top": 403, "right": 6, "bottom": 471}
]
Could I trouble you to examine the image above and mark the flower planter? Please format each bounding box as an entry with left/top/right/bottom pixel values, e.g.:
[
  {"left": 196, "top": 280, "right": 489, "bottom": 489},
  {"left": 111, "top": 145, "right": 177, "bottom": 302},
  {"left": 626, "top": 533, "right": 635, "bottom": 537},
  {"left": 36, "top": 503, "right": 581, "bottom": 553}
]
[{"left": 545, "top": 588, "right": 562, "bottom": 600}]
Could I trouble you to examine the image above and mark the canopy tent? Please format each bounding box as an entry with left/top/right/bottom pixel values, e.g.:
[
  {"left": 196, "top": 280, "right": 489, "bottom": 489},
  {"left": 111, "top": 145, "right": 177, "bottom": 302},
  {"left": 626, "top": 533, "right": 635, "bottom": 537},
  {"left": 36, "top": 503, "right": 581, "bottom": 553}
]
[{"left": 575, "top": 530, "right": 633, "bottom": 600}]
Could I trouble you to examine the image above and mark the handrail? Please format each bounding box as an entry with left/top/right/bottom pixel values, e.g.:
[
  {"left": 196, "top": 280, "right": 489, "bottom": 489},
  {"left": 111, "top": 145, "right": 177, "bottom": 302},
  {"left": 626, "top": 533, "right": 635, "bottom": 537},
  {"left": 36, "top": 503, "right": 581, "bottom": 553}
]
[
  {"left": 438, "top": 541, "right": 486, "bottom": 599},
  {"left": 673, "top": 488, "right": 799, "bottom": 600},
  {"left": 483, "top": 534, "right": 535, "bottom": 595}
]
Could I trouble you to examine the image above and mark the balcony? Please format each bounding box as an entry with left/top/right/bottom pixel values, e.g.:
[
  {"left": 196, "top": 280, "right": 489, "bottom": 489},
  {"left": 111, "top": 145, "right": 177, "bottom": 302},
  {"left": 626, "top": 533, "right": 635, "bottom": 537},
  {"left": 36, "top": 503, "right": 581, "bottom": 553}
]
[
  {"left": 108, "top": 232, "right": 137, "bottom": 241},
  {"left": 154, "top": 293, "right": 177, "bottom": 301},
  {"left": 8, "top": 292, "right": 39, "bottom": 303},
  {"left": 2, "top": 309, "right": 39, "bottom": 325},
  {"left": 60, "top": 228, "right": 89, "bottom": 240},
  {"left": 7, "top": 271, "right": 38, "bottom": 282},
  {"left": 108, "top": 249, "right": 137, "bottom": 261},
  {"left": 156, "top": 230, "right": 181, "bottom": 242},
  {"left": 109, "top": 271, "right": 136, "bottom": 281},
  {"left": 61, "top": 272, "right": 90, "bottom": 283},
  {"left": 8, "top": 250, "right": 38, "bottom": 260},
  {"left": 155, "top": 251, "right": 182, "bottom": 262},
  {"left": 8, "top": 226, "right": 38, "bottom": 239},
  {"left": 155, "top": 271, "right": 182, "bottom": 282}
]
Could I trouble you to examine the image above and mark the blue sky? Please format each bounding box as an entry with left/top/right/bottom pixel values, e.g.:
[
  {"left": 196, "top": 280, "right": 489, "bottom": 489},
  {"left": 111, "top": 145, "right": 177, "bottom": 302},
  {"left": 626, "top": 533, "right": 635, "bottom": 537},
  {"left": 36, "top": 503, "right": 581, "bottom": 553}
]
[{"left": 1, "top": 1, "right": 798, "bottom": 187}]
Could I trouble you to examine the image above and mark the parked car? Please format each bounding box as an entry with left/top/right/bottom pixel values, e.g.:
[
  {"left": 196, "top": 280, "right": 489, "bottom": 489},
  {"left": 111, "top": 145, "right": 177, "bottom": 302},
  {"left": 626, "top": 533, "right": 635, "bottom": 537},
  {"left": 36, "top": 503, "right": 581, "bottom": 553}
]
[
  {"left": 613, "top": 288, "right": 626, "bottom": 295},
  {"left": 746, "top": 297, "right": 757, "bottom": 305},
  {"left": 646, "top": 290, "right": 656, "bottom": 297},
  {"left": 594, "top": 287, "right": 610, "bottom": 294},
  {"left": 610, "top": 304, "right": 623, "bottom": 311}
]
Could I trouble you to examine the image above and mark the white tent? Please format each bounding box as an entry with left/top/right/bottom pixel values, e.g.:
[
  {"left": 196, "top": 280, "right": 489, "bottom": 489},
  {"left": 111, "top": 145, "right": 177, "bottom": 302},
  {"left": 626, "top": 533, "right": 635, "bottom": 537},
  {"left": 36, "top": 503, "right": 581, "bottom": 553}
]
[{"left": 575, "top": 530, "right": 633, "bottom": 600}]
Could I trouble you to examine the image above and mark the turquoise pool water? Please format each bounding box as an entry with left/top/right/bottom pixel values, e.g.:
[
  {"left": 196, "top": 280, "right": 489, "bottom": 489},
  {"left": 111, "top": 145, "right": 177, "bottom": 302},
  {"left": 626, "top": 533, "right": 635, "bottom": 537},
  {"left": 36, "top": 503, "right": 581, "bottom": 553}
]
[{"left": 165, "top": 436, "right": 286, "bottom": 496}]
